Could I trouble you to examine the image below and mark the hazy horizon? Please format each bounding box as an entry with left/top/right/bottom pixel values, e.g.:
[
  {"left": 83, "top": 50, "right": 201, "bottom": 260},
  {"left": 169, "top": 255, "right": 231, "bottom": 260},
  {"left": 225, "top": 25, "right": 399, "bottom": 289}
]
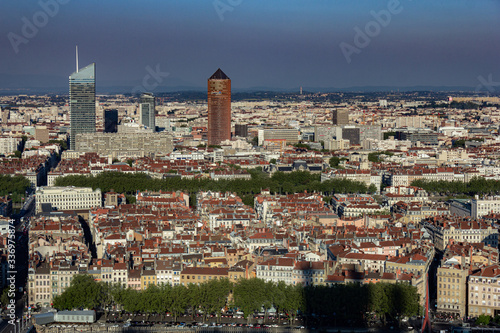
[{"left": 1, "top": 0, "right": 499, "bottom": 94}]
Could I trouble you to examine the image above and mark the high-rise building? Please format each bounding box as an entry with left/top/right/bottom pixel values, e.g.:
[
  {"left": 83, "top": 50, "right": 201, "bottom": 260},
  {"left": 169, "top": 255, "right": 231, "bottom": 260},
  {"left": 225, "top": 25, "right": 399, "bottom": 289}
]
[
  {"left": 104, "top": 109, "right": 118, "bottom": 133},
  {"left": 257, "top": 129, "right": 299, "bottom": 146},
  {"left": 75, "top": 132, "right": 173, "bottom": 158},
  {"left": 342, "top": 127, "right": 361, "bottom": 145},
  {"left": 332, "top": 109, "right": 349, "bottom": 125},
  {"left": 139, "top": 93, "right": 155, "bottom": 131},
  {"left": 69, "top": 62, "right": 96, "bottom": 150},
  {"left": 0, "top": 108, "right": 9, "bottom": 123},
  {"left": 207, "top": 68, "right": 231, "bottom": 146},
  {"left": 35, "top": 126, "right": 50, "bottom": 143},
  {"left": 235, "top": 124, "right": 248, "bottom": 138}
]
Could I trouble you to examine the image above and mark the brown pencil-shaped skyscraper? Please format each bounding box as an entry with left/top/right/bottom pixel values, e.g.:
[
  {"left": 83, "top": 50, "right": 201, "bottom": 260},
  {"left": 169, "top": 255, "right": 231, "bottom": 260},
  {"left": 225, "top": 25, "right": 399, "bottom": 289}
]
[{"left": 207, "top": 68, "right": 231, "bottom": 146}]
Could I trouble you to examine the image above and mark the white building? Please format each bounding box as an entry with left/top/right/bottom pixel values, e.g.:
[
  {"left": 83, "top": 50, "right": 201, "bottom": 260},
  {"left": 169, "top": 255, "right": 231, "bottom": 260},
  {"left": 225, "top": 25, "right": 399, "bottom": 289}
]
[
  {"left": 258, "top": 129, "right": 300, "bottom": 146},
  {"left": 438, "top": 127, "right": 468, "bottom": 137},
  {"left": 471, "top": 196, "right": 500, "bottom": 219},
  {"left": 169, "top": 151, "right": 204, "bottom": 161},
  {"left": 35, "top": 186, "right": 101, "bottom": 213},
  {"left": 0, "top": 137, "right": 21, "bottom": 155},
  {"left": 256, "top": 257, "right": 295, "bottom": 284}
]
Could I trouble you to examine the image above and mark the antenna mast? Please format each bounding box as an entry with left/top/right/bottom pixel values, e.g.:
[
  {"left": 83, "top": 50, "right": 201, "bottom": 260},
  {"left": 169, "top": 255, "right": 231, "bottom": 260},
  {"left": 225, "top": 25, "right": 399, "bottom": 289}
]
[{"left": 76, "top": 45, "right": 79, "bottom": 73}]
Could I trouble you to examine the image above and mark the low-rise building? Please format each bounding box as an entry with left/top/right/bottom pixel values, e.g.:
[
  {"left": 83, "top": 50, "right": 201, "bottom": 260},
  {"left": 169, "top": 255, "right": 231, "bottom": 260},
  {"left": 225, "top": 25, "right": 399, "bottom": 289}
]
[
  {"left": 468, "top": 264, "right": 500, "bottom": 317},
  {"left": 35, "top": 186, "right": 102, "bottom": 213}
]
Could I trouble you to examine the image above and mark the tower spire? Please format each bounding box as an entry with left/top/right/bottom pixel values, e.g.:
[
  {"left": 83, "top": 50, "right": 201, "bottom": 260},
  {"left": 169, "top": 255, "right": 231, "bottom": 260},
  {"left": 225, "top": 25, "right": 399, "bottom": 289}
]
[{"left": 76, "top": 45, "right": 79, "bottom": 73}]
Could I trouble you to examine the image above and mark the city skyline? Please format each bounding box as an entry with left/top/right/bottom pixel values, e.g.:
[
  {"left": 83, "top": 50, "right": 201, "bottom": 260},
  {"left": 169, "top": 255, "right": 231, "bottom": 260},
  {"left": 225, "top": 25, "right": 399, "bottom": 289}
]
[
  {"left": 2, "top": 1, "right": 500, "bottom": 330},
  {"left": 1, "top": 1, "right": 499, "bottom": 93}
]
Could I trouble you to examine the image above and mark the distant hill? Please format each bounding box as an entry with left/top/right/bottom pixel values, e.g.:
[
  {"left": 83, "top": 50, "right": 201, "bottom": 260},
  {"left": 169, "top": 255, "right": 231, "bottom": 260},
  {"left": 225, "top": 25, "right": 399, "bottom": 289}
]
[{"left": 0, "top": 73, "right": 483, "bottom": 95}]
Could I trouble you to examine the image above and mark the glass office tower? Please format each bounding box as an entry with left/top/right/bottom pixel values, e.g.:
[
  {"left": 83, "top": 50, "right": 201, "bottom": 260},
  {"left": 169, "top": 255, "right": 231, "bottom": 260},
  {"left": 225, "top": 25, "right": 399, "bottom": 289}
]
[
  {"left": 69, "top": 63, "right": 96, "bottom": 150},
  {"left": 140, "top": 93, "right": 155, "bottom": 131},
  {"left": 104, "top": 109, "right": 118, "bottom": 133}
]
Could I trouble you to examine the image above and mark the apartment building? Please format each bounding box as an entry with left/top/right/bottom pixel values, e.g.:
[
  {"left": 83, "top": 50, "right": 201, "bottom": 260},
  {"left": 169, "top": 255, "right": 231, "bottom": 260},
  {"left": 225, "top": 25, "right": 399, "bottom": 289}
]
[
  {"left": 421, "top": 218, "right": 498, "bottom": 251},
  {"left": 35, "top": 186, "right": 102, "bottom": 213},
  {"left": 75, "top": 132, "right": 173, "bottom": 158},
  {"left": 180, "top": 267, "right": 229, "bottom": 285},
  {"left": 468, "top": 264, "right": 500, "bottom": 317},
  {"left": 437, "top": 262, "right": 468, "bottom": 317},
  {"left": 471, "top": 196, "right": 500, "bottom": 219}
]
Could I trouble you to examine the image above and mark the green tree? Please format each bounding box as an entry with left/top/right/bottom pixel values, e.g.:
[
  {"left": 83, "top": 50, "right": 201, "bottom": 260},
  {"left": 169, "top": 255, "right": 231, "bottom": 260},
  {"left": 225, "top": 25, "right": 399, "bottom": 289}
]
[
  {"left": 383, "top": 131, "right": 396, "bottom": 140},
  {"left": 392, "top": 283, "right": 419, "bottom": 325},
  {"left": 329, "top": 156, "right": 340, "bottom": 168},
  {"left": 284, "top": 284, "right": 304, "bottom": 324},
  {"left": 233, "top": 278, "right": 266, "bottom": 322},
  {"left": 0, "top": 288, "right": 10, "bottom": 308},
  {"left": 368, "top": 283, "right": 391, "bottom": 325},
  {"left": 52, "top": 275, "right": 107, "bottom": 310},
  {"left": 185, "top": 283, "right": 201, "bottom": 321},
  {"left": 476, "top": 314, "right": 491, "bottom": 326},
  {"left": 271, "top": 281, "right": 288, "bottom": 324},
  {"left": 48, "top": 139, "right": 68, "bottom": 150},
  {"left": 199, "top": 279, "right": 231, "bottom": 323},
  {"left": 169, "top": 284, "right": 189, "bottom": 321}
]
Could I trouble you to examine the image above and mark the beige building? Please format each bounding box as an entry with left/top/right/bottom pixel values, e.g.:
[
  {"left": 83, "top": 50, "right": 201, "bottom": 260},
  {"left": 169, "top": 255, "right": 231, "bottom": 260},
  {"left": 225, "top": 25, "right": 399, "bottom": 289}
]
[
  {"left": 75, "top": 132, "right": 173, "bottom": 158},
  {"left": 180, "top": 267, "right": 229, "bottom": 285},
  {"left": 35, "top": 186, "right": 102, "bottom": 213},
  {"left": 325, "top": 139, "right": 350, "bottom": 151},
  {"left": 468, "top": 264, "right": 500, "bottom": 317},
  {"left": 422, "top": 220, "right": 498, "bottom": 251},
  {"left": 332, "top": 109, "right": 349, "bottom": 125},
  {"left": 437, "top": 263, "right": 468, "bottom": 317},
  {"left": 28, "top": 264, "right": 51, "bottom": 307},
  {"left": 141, "top": 269, "right": 157, "bottom": 290},
  {"left": 471, "top": 196, "right": 500, "bottom": 219},
  {"left": 35, "top": 126, "right": 50, "bottom": 143},
  {"left": 50, "top": 264, "right": 79, "bottom": 299}
]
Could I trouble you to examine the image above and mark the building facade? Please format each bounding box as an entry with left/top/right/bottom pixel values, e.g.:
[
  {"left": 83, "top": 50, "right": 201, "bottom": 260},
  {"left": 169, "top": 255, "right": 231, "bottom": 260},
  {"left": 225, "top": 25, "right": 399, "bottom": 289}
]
[
  {"left": 75, "top": 132, "right": 173, "bottom": 158},
  {"left": 104, "top": 109, "right": 118, "bottom": 133},
  {"left": 0, "top": 137, "right": 21, "bottom": 155},
  {"left": 207, "top": 69, "right": 231, "bottom": 146},
  {"left": 471, "top": 196, "right": 500, "bottom": 219},
  {"left": 35, "top": 186, "right": 101, "bottom": 213},
  {"left": 139, "top": 93, "right": 155, "bottom": 130},
  {"left": 235, "top": 124, "right": 248, "bottom": 137},
  {"left": 258, "top": 129, "right": 300, "bottom": 146},
  {"left": 70, "top": 63, "right": 96, "bottom": 150},
  {"left": 342, "top": 127, "right": 361, "bottom": 145},
  {"left": 332, "top": 109, "right": 349, "bottom": 126},
  {"left": 468, "top": 264, "right": 500, "bottom": 317},
  {"left": 437, "top": 264, "right": 468, "bottom": 317},
  {"left": 35, "top": 126, "right": 50, "bottom": 143}
]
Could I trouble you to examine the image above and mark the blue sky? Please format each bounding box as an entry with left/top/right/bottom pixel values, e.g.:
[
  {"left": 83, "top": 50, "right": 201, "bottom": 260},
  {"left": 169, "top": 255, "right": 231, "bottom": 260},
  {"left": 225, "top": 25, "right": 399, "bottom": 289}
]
[{"left": 1, "top": 0, "right": 499, "bottom": 91}]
